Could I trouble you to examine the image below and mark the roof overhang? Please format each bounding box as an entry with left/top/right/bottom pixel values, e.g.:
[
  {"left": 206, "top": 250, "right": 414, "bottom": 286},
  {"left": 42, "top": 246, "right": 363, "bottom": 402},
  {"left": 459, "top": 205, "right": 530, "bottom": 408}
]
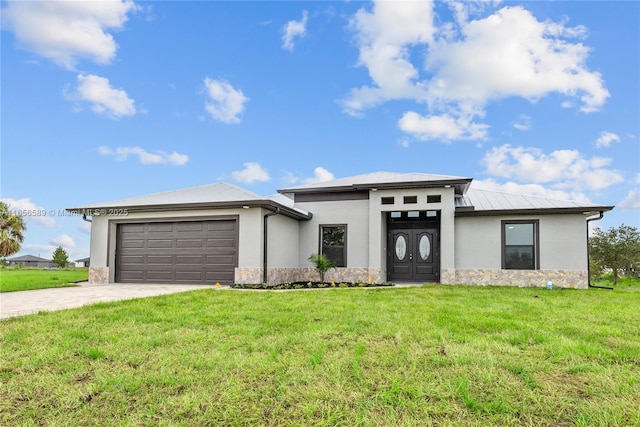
[
  {"left": 455, "top": 206, "right": 614, "bottom": 217},
  {"left": 66, "top": 199, "right": 313, "bottom": 221},
  {"left": 279, "top": 178, "right": 472, "bottom": 196}
]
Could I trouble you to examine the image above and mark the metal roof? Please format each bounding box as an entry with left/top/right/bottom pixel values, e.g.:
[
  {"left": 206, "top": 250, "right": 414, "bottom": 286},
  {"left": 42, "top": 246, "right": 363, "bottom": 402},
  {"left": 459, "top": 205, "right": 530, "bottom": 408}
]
[
  {"left": 279, "top": 171, "right": 472, "bottom": 194},
  {"left": 456, "top": 188, "right": 614, "bottom": 215},
  {"left": 67, "top": 182, "right": 312, "bottom": 220}
]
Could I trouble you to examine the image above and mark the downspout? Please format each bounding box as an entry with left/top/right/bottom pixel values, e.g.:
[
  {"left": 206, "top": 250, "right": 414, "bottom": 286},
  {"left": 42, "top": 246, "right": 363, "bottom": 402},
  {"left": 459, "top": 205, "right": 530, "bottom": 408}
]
[
  {"left": 586, "top": 211, "right": 613, "bottom": 290},
  {"left": 82, "top": 214, "right": 92, "bottom": 223},
  {"left": 263, "top": 208, "right": 280, "bottom": 284}
]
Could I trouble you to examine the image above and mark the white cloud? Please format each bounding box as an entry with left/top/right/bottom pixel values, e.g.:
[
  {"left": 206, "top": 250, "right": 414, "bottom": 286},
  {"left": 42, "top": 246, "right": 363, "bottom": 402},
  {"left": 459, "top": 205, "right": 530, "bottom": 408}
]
[
  {"left": 425, "top": 6, "right": 609, "bottom": 112},
  {"left": 343, "top": 2, "right": 609, "bottom": 141},
  {"left": 482, "top": 144, "right": 624, "bottom": 191},
  {"left": 472, "top": 179, "right": 592, "bottom": 204},
  {"left": 50, "top": 234, "right": 76, "bottom": 249},
  {"left": 203, "top": 77, "right": 249, "bottom": 124},
  {"left": 595, "top": 131, "right": 620, "bottom": 148},
  {"left": 98, "top": 146, "right": 189, "bottom": 165},
  {"left": 512, "top": 114, "right": 531, "bottom": 131},
  {"left": 303, "top": 167, "right": 335, "bottom": 184},
  {"left": 1, "top": 197, "right": 58, "bottom": 228},
  {"left": 1, "top": 0, "right": 138, "bottom": 70},
  {"left": 69, "top": 74, "right": 136, "bottom": 119},
  {"left": 342, "top": 0, "right": 434, "bottom": 116},
  {"left": 282, "top": 10, "right": 308, "bottom": 51},
  {"left": 232, "top": 162, "right": 270, "bottom": 184},
  {"left": 398, "top": 111, "right": 489, "bottom": 141},
  {"left": 618, "top": 190, "right": 640, "bottom": 210}
]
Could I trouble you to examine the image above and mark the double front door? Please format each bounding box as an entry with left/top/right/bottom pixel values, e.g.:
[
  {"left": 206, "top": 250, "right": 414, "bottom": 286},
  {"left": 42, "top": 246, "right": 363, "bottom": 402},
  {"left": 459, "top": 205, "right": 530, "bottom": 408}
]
[{"left": 388, "top": 228, "right": 439, "bottom": 282}]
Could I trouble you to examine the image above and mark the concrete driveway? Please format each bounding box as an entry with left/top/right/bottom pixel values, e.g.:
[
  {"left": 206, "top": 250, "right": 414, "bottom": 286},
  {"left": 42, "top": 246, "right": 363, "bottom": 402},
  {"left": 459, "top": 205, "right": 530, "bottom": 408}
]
[{"left": 0, "top": 283, "right": 219, "bottom": 320}]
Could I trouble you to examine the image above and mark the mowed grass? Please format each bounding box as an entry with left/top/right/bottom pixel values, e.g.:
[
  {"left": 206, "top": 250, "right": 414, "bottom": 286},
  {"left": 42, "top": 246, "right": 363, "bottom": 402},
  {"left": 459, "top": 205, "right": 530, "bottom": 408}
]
[
  {"left": 1, "top": 286, "right": 639, "bottom": 426},
  {"left": 0, "top": 268, "right": 88, "bottom": 292}
]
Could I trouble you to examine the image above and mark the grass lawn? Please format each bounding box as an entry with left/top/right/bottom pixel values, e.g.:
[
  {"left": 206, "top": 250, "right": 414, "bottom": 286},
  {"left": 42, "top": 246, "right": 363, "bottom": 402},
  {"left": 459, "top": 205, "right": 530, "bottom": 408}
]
[
  {"left": 0, "top": 268, "right": 88, "bottom": 292},
  {"left": 1, "top": 285, "right": 639, "bottom": 426}
]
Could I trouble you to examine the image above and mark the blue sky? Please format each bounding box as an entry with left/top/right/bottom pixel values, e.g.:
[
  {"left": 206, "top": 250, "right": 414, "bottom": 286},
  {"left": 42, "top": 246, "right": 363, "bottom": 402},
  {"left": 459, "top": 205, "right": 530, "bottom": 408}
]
[{"left": 1, "top": 0, "right": 638, "bottom": 261}]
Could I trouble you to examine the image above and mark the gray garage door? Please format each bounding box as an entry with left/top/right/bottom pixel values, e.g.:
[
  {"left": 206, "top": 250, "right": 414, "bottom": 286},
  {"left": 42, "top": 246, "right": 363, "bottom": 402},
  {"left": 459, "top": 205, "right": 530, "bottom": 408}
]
[{"left": 116, "top": 219, "right": 238, "bottom": 284}]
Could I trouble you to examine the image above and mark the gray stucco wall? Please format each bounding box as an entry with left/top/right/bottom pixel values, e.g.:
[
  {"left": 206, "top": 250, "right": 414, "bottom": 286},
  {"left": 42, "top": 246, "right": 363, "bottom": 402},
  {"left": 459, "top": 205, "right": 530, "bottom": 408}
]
[
  {"left": 266, "top": 211, "right": 300, "bottom": 268},
  {"left": 454, "top": 214, "right": 588, "bottom": 270},
  {"left": 296, "top": 199, "right": 370, "bottom": 268}
]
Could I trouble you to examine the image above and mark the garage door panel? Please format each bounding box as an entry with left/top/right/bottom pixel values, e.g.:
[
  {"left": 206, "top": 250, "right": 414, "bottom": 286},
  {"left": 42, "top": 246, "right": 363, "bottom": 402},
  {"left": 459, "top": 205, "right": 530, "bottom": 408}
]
[
  {"left": 148, "top": 223, "right": 174, "bottom": 232},
  {"left": 146, "top": 271, "right": 174, "bottom": 281},
  {"left": 121, "top": 224, "right": 145, "bottom": 233},
  {"left": 148, "top": 239, "right": 174, "bottom": 248},
  {"left": 176, "top": 239, "right": 204, "bottom": 248},
  {"left": 176, "top": 255, "right": 204, "bottom": 265},
  {"left": 121, "top": 239, "right": 145, "bottom": 249},
  {"left": 147, "top": 255, "right": 174, "bottom": 264},
  {"left": 207, "top": 238, "right": 236, "bottom": 248},
  {"left": 116, "top": 219, "right": 237, "bottom": 284},
  {"left": 208, "top": 221, "right": 235, "bottom": 232}
]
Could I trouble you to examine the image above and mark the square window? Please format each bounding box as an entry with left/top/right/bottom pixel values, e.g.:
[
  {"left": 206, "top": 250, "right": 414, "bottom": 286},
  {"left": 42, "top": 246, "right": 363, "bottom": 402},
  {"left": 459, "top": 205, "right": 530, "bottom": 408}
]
[
  {"left": 502, "top": 221, "right": 539, "bottom": 270},
  {"left": 404, "top": 196, "right": 417, "bottom": 204},
  {"left": 427, "top": 195, "right": 441, "bottom": 203},
  {"left": 381, "top": 197, "right": 395, "bottom": 205},
  {"left": 320, "top": 225, "right": 346, "bottom": 267}
]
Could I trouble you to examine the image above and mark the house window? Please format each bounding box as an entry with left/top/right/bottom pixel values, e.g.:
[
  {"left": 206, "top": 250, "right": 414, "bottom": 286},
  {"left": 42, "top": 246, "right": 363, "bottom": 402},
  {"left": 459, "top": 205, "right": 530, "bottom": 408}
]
[
  {"left": 320, "top": 225, "right": 346, "bottom": 267},
  {"left": 502, "top": 220, "right": 539, "bottom": 270},
  {"left": 404, "top": 196, "right": 417, "bottom": 204},
  {"left": 427, "top": 195, "right": 441, "bottom": 203},
  {"left": 381, "top": 197, "right": 395, "bottom": 205}
]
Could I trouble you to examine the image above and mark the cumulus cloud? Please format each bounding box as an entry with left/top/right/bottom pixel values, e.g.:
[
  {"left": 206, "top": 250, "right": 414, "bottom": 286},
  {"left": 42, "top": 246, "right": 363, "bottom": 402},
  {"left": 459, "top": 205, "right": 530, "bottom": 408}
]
[
  {"left": 232, "top": 162, "right": 270, "bottom": 184},
  {"left": 342, "top": 0, "right": 434, "bottom": 116},
  {"left": 21, "top": 243, "right": 57, "bottom": 257},
  {"left": 303, "top": 167, "right": 335, "bottom": 184},
  {"left": 1, "top": 197, "right": 58, "bottom": 228},
  {"left": 98, "top": 146, "right": 189, "bottom": 165},
  {"left": 343, "top": 1, "right": 609, "bottom": 141},
  {"left": 50, "top": 234, "right": 76, "bottom": 249},
  {"left": 398, "top": 111, "right": 489, "bottom": 141},
  {"left": 482, "top": 144, "right": 624, "bottom": 191},
  {"left": 68, "top": 74, "right": 137, "bottom": 118},
  {"left": 203, "top": 78, "right": 249, "bottom": 124},
  {"left": 1, "top": 0, "right": 138, "bottom": 70},
  {"left": 618, "top": 190, "right": 640, "bottom": 210},
  {"left": 282, "top": 10, "right": 308, "bottom": 51},
  {"left": 595, "top": 131, "right": 620, "bottom": 148}
]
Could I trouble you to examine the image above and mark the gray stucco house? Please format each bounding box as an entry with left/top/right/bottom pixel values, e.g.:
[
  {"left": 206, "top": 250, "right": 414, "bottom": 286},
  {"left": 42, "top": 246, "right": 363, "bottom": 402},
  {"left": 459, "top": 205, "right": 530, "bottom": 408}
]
[
  {"left": 6, "top": 255, "right": 56, "bottom": 268},
  {"left": 67, "top": 172, "right": 613, "bottom": 288}
]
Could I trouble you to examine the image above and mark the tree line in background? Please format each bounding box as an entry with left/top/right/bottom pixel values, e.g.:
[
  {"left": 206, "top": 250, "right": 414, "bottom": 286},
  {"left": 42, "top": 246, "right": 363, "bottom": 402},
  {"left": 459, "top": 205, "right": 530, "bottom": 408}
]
[
  {"left": 589, "top": 224, "right": 640, "bottom": 284},
  {"left": 1, "top": 201, "right": 638, "bottom": 282}
]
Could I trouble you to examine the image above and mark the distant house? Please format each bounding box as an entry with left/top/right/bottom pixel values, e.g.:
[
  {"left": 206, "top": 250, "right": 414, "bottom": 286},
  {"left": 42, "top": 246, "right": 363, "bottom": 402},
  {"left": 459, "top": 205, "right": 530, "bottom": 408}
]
[
  {"left": 67, "top": 171, "right": 613, "bottom": 288},
  {"left": 74, "top": 257, "right": 90, "bottom": 268},
  {"left": 6, "top": 255, "right": 56, "bottom": 268}
]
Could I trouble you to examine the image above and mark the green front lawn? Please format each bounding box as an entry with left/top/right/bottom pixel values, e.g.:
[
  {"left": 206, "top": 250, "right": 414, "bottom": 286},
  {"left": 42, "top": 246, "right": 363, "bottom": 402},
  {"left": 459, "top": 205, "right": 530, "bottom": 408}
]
[
  {"left": 0, "top": 268, "right": 88, "bottom": 292},
  {"left": 1, "top": 285, "right": 638, "bottom": 426}
]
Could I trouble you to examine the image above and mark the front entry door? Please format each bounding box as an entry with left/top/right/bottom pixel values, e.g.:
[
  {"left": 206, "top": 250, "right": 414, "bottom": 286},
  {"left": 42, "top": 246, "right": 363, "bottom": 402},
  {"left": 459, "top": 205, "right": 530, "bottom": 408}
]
[{"left": 388, "top": 229, "right": 439, "bottom": 282}]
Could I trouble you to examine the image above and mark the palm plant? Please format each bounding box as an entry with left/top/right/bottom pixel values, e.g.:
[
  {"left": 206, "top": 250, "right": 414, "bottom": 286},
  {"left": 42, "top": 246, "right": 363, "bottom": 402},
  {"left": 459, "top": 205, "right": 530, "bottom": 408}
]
[
  {"left": 0, "top": 201, "right": 26, "bottom": 257},
  {"left": 308, "top": 253, "right": 335, "bottom": 283}
]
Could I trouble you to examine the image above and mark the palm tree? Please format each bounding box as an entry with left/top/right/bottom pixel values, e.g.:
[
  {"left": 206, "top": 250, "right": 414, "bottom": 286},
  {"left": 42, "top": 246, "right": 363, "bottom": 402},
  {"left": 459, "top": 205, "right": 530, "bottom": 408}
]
[
  {"left": 308, "top": 253, "right": 335, "bottom": 283},
  {"left": 0, "top": 201, "right": 26, "bottom": 257}
]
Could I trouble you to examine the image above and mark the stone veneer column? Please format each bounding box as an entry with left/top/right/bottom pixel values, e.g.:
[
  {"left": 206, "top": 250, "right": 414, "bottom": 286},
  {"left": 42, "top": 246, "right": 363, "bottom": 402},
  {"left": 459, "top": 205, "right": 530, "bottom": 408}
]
[{"left": 88, "top": 267, "right": 109, "bottom": 284}]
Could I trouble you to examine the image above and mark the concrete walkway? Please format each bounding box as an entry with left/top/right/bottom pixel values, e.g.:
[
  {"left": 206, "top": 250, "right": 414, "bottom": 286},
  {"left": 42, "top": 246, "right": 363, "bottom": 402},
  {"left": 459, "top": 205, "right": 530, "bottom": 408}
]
[{"left": 0, "top": 283, "right": 219, "bottom": 320}]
